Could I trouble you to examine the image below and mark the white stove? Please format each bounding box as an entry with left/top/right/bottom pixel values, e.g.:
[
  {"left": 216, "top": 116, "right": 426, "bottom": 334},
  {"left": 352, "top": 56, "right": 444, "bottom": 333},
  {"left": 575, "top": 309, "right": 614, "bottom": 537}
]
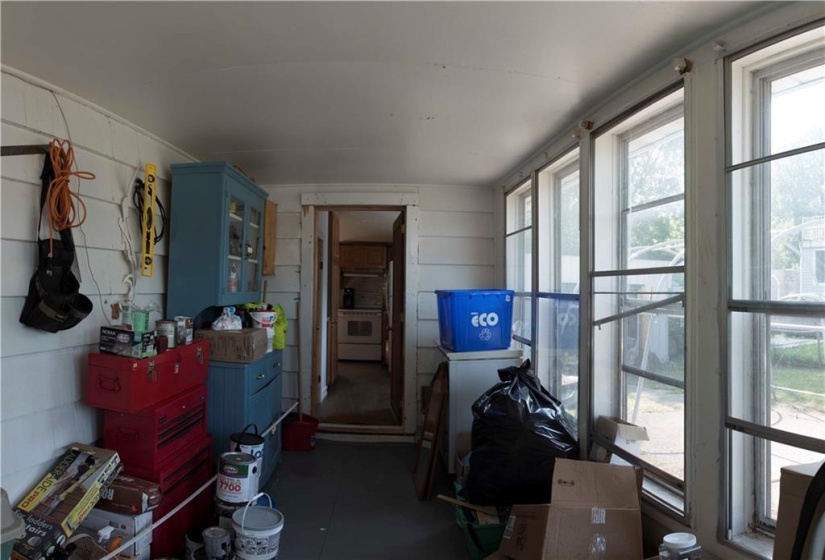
[{"left": 338, "top": 309, "right": 383, "bottom": 361}]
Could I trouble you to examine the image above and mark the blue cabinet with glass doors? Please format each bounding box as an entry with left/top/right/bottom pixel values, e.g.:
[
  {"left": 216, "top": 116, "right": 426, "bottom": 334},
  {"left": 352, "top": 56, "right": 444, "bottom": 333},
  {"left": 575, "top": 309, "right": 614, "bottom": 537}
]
[{"left": 167, "top": 162, "right": 267, "bottom": 319}]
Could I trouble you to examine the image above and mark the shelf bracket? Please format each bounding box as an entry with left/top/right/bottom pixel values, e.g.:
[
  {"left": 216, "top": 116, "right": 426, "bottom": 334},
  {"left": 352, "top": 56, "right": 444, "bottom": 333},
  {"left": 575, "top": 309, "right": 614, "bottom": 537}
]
[{"left": 1, "top": 145, "right": 49, "bottom": 157}]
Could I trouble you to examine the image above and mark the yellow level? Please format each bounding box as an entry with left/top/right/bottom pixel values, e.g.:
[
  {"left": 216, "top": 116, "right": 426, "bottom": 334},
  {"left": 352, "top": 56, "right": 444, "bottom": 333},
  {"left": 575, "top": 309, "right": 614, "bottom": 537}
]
[{"left": 140, "top": 163, "right": 157, "bottom": 277}]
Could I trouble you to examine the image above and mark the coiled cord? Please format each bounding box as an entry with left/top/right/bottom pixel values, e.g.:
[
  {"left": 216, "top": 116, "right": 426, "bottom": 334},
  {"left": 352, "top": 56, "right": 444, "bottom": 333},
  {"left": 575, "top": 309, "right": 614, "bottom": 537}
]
[{"left": 47, "top": 138, "right": 94, "bottom": 251}]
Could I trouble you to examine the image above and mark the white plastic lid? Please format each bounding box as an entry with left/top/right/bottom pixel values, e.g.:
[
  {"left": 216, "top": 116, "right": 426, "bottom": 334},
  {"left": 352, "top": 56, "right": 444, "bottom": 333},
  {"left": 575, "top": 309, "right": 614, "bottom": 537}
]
[{"left": 663, "top": 532, "right": 697, "bottom": 550}]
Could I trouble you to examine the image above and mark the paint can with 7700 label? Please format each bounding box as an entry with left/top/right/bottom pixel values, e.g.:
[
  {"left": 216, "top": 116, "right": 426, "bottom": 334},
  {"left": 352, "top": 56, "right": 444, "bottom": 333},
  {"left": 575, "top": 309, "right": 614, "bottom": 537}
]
[{"left": 216, "top": 452, "right": 259, "bottom": 503}]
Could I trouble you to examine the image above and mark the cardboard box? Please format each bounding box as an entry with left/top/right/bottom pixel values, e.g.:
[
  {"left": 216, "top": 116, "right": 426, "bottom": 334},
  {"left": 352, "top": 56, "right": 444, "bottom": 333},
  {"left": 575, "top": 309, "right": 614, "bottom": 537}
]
[
  {"left": 77, "top": 509, "right": 152, "bottom": 558},
  {"left": 95, "top": 475, "right": 161, "bottom": 515},
  {"left": 12, "top": 444, "right": 121, "bottom": 560},
  {"left": 194, "top": 328, "right": 267, "bottom": 363},
  {"left": 589, "top": 416, "right": 650, "bottom": 462},
  {"left": 99, "top": 327, "right": 156, "bottom": 359},
  {"left": 774, "top": 460, "right": 825, "bottom": 560},
  {"left": 497, "top": 459, "right": 642, "bottom": 560}
]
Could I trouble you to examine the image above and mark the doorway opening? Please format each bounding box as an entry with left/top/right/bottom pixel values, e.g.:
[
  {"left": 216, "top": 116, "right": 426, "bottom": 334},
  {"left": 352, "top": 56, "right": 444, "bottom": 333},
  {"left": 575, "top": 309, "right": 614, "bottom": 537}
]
[{"left": 311, "top": 207, "right": 406, "bottom": 433}]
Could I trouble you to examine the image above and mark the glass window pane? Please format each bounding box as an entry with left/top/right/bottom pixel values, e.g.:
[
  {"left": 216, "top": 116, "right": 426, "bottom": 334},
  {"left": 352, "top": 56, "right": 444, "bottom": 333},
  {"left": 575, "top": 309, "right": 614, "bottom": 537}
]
[
  {"left": 506, "top": 230, "right": 532, "bottom": 292},
  {"left": 625, "top": 373, "right": 685, "bottom": 480},
  {"left": 535, "top": 295, "right": 579, "bottom": 431},
  {"left": 559, "top": 171, "right": 580, "bottom": 292},
  {"left": 622, "top": 312, "right": 685, "bottom": 382},
  {"left": 730, "top": 149, "right": 825, "bottom": 301},
  {"left": 512, "top": 295, "right": 532, "bottom": 342},
  {"left": 506, "top": 180, "right": 532, "bottom": 233},
  {"left": 729, "top": 311, "right": 825, "bottom": 439},
  {"left": 627, "top": 118, "right": 685, "bottom": 207},
  {"left": 626, "top": 201, "right": 685, "bottom": 269},
  {"left": 729, "top": 27, "right": 825, "bottom": 166}
]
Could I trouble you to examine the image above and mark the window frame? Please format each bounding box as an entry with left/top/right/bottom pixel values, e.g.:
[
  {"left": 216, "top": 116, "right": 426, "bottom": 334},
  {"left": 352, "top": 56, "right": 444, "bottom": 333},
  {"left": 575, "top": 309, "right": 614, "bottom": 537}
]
[
  {"left": 724, "top": 22, "right": 825, "bottom": 541},
  {"left": 590, "top": 83, "right": 689, "bottom": 511}
]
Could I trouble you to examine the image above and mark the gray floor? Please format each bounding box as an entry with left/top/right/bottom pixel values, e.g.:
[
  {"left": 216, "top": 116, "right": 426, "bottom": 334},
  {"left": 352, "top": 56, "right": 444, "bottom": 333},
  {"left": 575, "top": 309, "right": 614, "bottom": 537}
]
[
  {"left": 261, "top": 441, "right": 467, "bottom": 560},
  {"left": 316, "top": 361, "right": 398, "bottom": 425}
]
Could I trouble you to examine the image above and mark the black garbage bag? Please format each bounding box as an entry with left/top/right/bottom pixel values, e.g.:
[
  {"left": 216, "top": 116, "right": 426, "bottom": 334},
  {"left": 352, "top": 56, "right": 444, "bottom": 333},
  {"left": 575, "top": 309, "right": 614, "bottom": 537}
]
[{"left": 465, "top": 359, "right": 578, "bottom": 505}]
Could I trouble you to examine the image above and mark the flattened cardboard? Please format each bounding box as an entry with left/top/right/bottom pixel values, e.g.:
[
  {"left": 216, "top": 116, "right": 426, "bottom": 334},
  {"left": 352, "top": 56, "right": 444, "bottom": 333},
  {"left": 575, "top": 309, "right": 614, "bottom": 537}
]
[
  {"left": 498, "top": 460, "right": 642, "bottom": 560},
  {"left": 194, "top": 328, "right": 267, "bottom": 363},
  {"left": 12, "top": 444, "right": 121, "bottom": 560},
  {"left": 774, "top": 461, "right": 825, "bottom": 560},
  {"left": 590, "top": 416, "right": 649, "bottom": 461}
]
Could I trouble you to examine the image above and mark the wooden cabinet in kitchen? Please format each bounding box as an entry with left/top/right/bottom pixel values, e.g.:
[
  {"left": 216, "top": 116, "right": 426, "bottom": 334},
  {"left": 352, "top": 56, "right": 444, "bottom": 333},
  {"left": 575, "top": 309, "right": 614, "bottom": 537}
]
[
  {"left": 340, "top": 243, "right": 387, "bottom": 270},
  {"left": 206, "top": 350, "right": 283, "bottom": 484},
  {"left": 167, "top": 162, "right": 268, "bottom": 319}
]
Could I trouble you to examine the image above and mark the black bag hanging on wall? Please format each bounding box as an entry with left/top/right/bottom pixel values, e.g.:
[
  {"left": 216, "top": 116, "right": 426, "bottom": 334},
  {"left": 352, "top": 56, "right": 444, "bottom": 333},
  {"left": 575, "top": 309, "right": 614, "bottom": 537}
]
[
  {"left": 465, "top": 359, "right": 579, "bottom": 506},
  {"left": 19, "top": 156, "right": 93, "bottom": 333}
]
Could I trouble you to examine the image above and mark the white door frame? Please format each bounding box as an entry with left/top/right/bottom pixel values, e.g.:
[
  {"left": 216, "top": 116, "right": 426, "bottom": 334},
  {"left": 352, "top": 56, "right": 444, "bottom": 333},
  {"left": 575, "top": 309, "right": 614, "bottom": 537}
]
[{"left": 300, "top": 192, "right": 420, "bottom": 434}]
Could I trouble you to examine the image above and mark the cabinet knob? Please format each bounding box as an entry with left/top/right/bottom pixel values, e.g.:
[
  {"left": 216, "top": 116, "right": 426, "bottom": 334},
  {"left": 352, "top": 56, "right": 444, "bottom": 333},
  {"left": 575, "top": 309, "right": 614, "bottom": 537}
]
[
  {"left": 274, "top": 362, "right": 281, "bottom": 368},
  {"left": 257, "top": 373, "right": 266, "bottom": 380}
]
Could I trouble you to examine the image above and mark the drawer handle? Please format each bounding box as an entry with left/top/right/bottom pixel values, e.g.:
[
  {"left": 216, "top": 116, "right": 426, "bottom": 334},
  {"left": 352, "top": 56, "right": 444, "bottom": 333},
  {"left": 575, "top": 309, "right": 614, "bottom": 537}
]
[
  {"left": 98, "top": 377, "right": 121, "bottom": 392},
  {"left": 257, "top": 373, "right": 266, "bottom": 380}
]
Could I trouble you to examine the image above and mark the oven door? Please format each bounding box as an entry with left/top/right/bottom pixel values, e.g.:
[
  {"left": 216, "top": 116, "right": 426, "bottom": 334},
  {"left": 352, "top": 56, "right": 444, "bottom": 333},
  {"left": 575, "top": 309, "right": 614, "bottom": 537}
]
[{"left": 338, "top": 312, "right": 382, "bottom": 344}]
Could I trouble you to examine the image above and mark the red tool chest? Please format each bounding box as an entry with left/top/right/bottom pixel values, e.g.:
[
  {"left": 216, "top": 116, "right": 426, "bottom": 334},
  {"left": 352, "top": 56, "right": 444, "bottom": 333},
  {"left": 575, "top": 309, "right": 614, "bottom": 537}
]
[
  {"left": 124, "top": 434, "right": 214, "bottom": 558},
  {"left": 87, "top": 341, "right": 209, "bottom": 413},
  {"left": 104, "top": 384, "right": 207, "bottom": 470}
]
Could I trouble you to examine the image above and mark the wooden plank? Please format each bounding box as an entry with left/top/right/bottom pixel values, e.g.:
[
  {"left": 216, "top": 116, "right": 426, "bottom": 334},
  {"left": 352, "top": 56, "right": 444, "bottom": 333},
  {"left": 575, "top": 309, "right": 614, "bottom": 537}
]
[
  {"left": 419, "top": 237, "right": 494, "bottom": 265},
  {"left": 263, "top": 200, "right": 277, "bottom": 276},
  {"left": 419, "top": 186, "right": 493, "bottom": 213},
  {"left": 418, "top": 265, "right": 495, "bottom": 291},
  {"left": 419, "top": 211, "right": 493, "bottom": 238}
]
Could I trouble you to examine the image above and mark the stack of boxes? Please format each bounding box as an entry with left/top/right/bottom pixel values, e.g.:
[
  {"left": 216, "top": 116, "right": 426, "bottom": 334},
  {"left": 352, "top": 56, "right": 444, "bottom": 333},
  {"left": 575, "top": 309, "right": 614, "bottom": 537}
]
[{"left": 86, "top": 339, "right": 214, "bottom": 558}]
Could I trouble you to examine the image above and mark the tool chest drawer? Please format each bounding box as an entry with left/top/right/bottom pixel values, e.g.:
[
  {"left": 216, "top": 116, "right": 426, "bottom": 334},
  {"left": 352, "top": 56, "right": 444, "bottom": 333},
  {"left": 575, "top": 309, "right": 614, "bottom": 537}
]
[
  {"left": 87, "top": 340, "right": 208, "bottom": 413},
  {"left": 104, "top": 384, "right": 207, "bottom": 470},
  {"left": 124, "top": 434, "right": 213, "bottom": 559}
]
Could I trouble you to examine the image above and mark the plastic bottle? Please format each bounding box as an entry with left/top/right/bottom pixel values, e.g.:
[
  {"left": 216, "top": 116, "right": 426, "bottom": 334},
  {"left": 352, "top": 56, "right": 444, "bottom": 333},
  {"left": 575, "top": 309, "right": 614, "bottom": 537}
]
[
  {"left": 658, "top": 533, "right": 702, "bottom": 559},
  {"left": 227, "top": 265, "right": 238, "bottom": 293}
]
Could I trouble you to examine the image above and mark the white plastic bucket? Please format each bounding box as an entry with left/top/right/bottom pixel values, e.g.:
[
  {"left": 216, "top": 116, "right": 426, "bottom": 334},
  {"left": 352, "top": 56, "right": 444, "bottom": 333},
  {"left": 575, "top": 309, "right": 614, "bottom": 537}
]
[
  {"left": 232, "top": 493, "right": 283, "bottom": 560},
  {"left": 249, "top": 311, "right": 275, "bottom": 353}
]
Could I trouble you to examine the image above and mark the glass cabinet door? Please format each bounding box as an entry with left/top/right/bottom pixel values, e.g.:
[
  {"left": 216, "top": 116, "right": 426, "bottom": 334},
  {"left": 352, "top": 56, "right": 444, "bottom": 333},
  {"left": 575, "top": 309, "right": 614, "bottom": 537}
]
[
  {"left": 227, "top": 195, "right": 245, "bottom": 294},
  {"left": 246, "top": 204, "right": 261, "bottom": 293}
]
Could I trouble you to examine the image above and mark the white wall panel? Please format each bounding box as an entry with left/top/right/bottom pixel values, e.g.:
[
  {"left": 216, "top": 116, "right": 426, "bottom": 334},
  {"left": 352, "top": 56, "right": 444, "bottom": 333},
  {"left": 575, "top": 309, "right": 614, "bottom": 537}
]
[
  {"left": 419, "top": 237, "right": 494, "bottom": 265},
  {"left": 417, "top": 319, "right": 440, "bottom": 348},
  {"left": 275, "top": 238, "right": 301, "bottom": 266},
  {"left": 418, "top": 265, "right": 495, "bottom": 291},
  {"left": 417, "top": 292, "right": 439, "bottom": 321},
  {"left": 416, "top": 347, "right": 443, "bottom": 377},
  {"left": 419, "top": 211, "right": 492, "bottom": 238},
  {"left": 264, "top": 266, "right": 301, "bottom": 293},
  {"left": 419, "top": 186, "right": 493, "bottom": 213},
  {"left": 0, "top": 70, "right": 190, "bottom": 502},
  {"left": 275, "top": 212, "right": 302, "bottom": 240}
]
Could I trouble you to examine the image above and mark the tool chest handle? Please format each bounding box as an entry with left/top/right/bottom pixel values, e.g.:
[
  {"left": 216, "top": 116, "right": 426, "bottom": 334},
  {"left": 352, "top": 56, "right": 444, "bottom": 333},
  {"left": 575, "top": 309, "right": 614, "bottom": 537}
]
[{"left": 99, "top": 376, "right": 121, "bottom": 392}]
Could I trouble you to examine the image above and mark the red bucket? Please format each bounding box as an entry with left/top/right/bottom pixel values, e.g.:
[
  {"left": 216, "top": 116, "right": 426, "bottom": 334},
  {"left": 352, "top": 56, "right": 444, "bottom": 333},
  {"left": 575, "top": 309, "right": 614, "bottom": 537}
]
[{"left": 281, "top": 413, "right": 319, "bottom": 452}]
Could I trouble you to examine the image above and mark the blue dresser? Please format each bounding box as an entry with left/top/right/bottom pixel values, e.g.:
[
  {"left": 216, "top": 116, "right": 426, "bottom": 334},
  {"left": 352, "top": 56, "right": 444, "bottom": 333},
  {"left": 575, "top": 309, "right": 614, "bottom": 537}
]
[
  {"left": 207, "top": 351, "right": 283, "bottom": 484},
  {"left": 167, "top": 162, "right": 283, "bottom": 485}
]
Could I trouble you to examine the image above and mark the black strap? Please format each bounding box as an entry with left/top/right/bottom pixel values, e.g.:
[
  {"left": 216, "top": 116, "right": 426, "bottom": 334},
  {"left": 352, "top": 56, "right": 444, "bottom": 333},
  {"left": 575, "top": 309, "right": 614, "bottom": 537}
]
[{"left": 790, "top": 461, "right": 825, "bottom": 560}]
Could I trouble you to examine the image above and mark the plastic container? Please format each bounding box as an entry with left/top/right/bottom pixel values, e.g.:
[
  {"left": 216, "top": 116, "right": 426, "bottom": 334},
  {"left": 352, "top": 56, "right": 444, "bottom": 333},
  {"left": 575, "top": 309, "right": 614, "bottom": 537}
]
[
  {"left": 1, "top": 489, "right": 26, "bottom": 560},
  {"left": 659, "top": 532, "right": 702, "bottom": 559},
  {"left": 453, "top": 482, "right": 504, "bottom": 560},
  {"left": 436, "top": 289, "right": 514, "bottom": 352},
  {"left": 281, "top": 413, "right": 319, "bottom": 452},
  {"left": 232, "top": 494, "right": 283, "bottom": 560},
  {"left": 249, "top": 311, "right": 275, "bottom": 353}
]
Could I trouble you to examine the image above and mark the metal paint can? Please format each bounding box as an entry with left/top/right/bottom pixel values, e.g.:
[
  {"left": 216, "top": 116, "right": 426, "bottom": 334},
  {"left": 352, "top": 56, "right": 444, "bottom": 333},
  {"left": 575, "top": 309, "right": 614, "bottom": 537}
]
[
  {"left": 229, "top": 425, "right": 265, "bottom": 478},
  {"left": 216, "top": 452, "right": 259, "bottom": 503},
  {"left": 157, "top": 320, "right": 177, "bottom": 349},
  {"left": 202, "top": 526, "right": 231, "bottom": 559},
  {"left": 174, "top": 315, "right": 193, "bottom": 345},
  {"left": 185, "top": 525, "right": 207, "bottom": 560},
  {"left": 214, "top": 496, "right": 244, "bottom": 530}
]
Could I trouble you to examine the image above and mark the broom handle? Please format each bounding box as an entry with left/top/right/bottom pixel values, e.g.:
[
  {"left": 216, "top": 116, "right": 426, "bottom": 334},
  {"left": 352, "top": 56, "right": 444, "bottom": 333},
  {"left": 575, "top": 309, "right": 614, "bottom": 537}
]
[{"left": 295, "top": 297, "right": 303, "bottom": 422}]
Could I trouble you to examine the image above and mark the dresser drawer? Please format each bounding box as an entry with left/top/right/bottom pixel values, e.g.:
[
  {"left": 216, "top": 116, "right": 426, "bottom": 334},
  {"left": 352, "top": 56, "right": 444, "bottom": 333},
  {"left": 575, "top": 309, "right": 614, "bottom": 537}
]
[{"left": 248, "top": 353, "right": 279, "bottom": 397}]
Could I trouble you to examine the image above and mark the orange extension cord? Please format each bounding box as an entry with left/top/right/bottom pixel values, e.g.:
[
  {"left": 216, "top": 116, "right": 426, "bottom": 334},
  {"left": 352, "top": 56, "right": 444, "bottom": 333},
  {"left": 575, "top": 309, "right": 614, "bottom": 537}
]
[{"left": 46, "top": 138, "right": 95, "bottom": 252}]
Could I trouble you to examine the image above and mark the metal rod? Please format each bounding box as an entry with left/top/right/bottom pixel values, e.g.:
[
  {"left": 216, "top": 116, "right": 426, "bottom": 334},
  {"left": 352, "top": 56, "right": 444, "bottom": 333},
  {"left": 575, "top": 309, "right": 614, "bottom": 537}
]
[
  {"left": 623, "top": 365, "right": 686, "bottom": 390},
  {"left": 534, "top": 292, "right": 580, "bottom": 301},
  {"left": 592, "top": 265, "right": 685, "bottom": 278},
  {"left": 729, "top": 299, "right": 825, "bottom": 317},
  {"left": 725, "top": 142, "right": 825, "bottom": 173},
  {"left": 590, "top": 432, "right": 685, "bottom": 491},
  {"left": 594, "top": 294, "right": 685, "bottom": 327},
  {"left": 725, "top": 417, "right": 825, "bottom": 453},
  {"left": 1, "top": 144, "right": 49, "bottom": 156}
]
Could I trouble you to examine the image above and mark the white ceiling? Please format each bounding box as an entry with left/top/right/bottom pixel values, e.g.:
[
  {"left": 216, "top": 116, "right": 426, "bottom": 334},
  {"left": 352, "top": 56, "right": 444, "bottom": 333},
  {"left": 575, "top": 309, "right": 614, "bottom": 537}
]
[{"left": 1, "top": 1, "right": 760, "bottom": 188}]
